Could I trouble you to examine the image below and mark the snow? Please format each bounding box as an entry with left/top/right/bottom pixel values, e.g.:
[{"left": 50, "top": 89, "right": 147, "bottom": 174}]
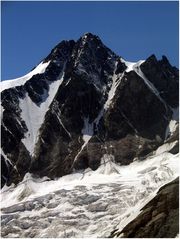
[
  {"left": 121, "top": 58, "right": 169, "bottom": 112},
  {"left": 82, "top": 117, "right": 94, "bottom": 143},
  {"left": 1, "top": 56, "right": 179, "bottom": 238},
  {"left": 19, "top": 71, "right": 65, "bottom": 155},
  {"left": 65, "top": 78, "right": 71, "bottom": 86},
  {"left": 1, "top": 148, "right": 13, "bottom": 166},
  {"left": 73, "top": 59, "right": 126, "bottom": 163},
  {"left": 155, "top": 140, "right": 178, "bottom": 155},
  {"left": 74, "top": 117, "right": 93, "bottom": 163},
  {"left": 0, "top": 105, "right": 4, "bottom": 120},
  {"left": 120, "top": 110, "right": 138, "bottom": 134},
  {"left": 134, "top": 66, "right": 168, "bottom": 111},
  {"left": 1, "top": 122, "right": 14, "bottom": 137},
  {"left": 0, "top": 61, "right": 50, "bottom": 92},
  {"left": 2, "top": 150, "right": 178, "bottom": 206},
  {"left": 96, "top": 154, "right": 120, "bottom": 175},
  {"left": 73, "top": 58, "right": 152, "bottom": 163},
  {"left": 52, "top": 103, "right": 71, "bottom": 139},
  {"left": 165, "top": 107, "right": 179, "bottom": 139},
  {"left": 73, "top": 59, "right": 124, "bottom": 163},
  {"left": 115, "top": 152, "right": 178, "bottom": 234},
  {"left": 1, "top": 142, "right": 179, "bottom": 238},
  {"left": 121, "top": 60, "right": 178, "bottom": 140},
  {"left": 120, "top": 58, "right": 145, "bottom": 73},
  {"left": 104, "top": 61, "right": 124, "bottom": 110}
]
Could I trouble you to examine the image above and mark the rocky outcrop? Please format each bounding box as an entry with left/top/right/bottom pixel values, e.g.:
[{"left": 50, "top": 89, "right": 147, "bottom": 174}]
[
  {"left": 1, "top": 33, "right": 179, "bottom": 187},
  {"left": 140, "top": 55, "right": 179, "bottom": 108},
  {"left": 110, "top": 177, "right": 179, "bottom": 238}
]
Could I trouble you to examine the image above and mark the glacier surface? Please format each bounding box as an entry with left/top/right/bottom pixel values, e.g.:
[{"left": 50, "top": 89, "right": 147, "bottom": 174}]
[{"left": 1, "top": 143, "right": 179, "bottom": 238}]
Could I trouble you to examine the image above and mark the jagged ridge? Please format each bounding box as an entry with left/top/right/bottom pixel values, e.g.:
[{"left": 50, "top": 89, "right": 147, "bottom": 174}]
[{"left": 1, "top": 32, "right": 179, "bottom": 187}]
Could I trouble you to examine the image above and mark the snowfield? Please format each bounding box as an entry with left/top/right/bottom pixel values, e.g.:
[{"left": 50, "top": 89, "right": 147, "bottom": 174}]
[
  {"left": 1, "top": 142, "right": 179, "bottom": 238},
  {"left": 0, "top": 61, "right": 50, "bottom": 93},
  {"left": 19, "top": 70, "right": 66, "bottom": 155}
]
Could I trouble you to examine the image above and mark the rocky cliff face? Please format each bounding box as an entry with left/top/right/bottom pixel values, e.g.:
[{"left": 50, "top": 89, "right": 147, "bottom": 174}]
[
  {"left": 110, "top": 177, "right": 179, "bottom": 238},
  {"left": 1, "top": 33, "right": 179, "bottom": 187}
]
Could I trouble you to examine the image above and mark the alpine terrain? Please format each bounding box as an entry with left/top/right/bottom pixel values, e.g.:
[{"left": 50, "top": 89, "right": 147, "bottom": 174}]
[{"left": 1, "top": 33, "right": 179, "bottom": 238}]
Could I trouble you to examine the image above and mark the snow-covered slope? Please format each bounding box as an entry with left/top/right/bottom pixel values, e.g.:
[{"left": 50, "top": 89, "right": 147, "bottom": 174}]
[
  {"left": 19, "top": 71, "right": 65, "bottom": 155},
  {"left": 0, "top": 61, "right": 50, "bottom": 92},
  {"left": 1, "top": 143, "right": 178, "bottom": 238}
]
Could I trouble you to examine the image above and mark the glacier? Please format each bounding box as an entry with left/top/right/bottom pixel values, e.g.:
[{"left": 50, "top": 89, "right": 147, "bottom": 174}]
[{"left": 1, "top": 142, "right": 179, "bottom": 238}]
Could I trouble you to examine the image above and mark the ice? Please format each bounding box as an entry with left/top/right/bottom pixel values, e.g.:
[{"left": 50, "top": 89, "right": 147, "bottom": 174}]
[
  {"left": 73, "top": 60, "right": 124, "bottom": 163},
  {"left": 1, "top": 60, "right": 55, "bottom": 156},
  {"left": 120, "top": 58, "right": 145, "bottom": 73},
  {"left": 1, "top": 148, "right": 13, "bottom": 166},
  {"left": 121, "top": 58, "right": 169, "bottom": 112},
  {"left": 19, "top": 70, "right": 65, "bottom": 155},
  {"left": 1, "top": 56, "right": 179, "bottom": 238},
  {"left": 155, "top": 140, "right": 178, "bottom": 155},
  {"left": 104, "top": 61, "right": 124, "bottom": 110},
  {"left": 96, "top": 154, "right": 121, "bottom": 175},
  {"left": 1, "top": 142, "right": 179, "bottom": 237},
  {"left": 134, "top": 65, "right": 168, "bottom": 111},
  {"left": 0, "top": 105, "right": 4, "bottom": 121},
  {"left": 0, "top": 61, "right": 50, "bottom": 92},
  {"left": 74, "top": 117, "right": 93, "bottom": 163},
  {"left": 82, "top": 117, "right": 94, "bottom": 142},
  {"left": 52, "top": 103, "right": 71, "bottom": 139},
  {"left": 65, "top": 78, "right": 71, "bottom": 86},
  {"left": 165, "top": 107, "right": 179, "bottom": 139}
]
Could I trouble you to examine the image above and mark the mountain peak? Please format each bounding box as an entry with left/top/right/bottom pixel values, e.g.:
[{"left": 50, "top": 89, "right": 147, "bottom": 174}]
[
  {"left": 79, "top": 32, "right": 102, "bottom": 46},
  {"left": 82, "top": 32, "right": 100, "bottom": 39},
  {"left": 1, "top": 33, "right": 179, "bottom": 189},
  {"left": 1, "top": 33, "right": 179, "bottom": 239}
]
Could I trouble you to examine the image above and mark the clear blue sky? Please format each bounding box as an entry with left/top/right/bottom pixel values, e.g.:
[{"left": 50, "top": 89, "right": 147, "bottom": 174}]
[{"left": 1, "top": 1, "right": 179, "bottom": 80}]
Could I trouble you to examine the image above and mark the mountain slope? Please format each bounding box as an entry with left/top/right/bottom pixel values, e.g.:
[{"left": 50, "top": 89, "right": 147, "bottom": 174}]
[
  {"left": 110, "top": 177, "right": 179, "bottom": 238},
  {"left": 1, "top": 144, "right": 179, "bottom": 238},
  {"left": 1, "top": 33, "right": 179, "bottom": 187}
]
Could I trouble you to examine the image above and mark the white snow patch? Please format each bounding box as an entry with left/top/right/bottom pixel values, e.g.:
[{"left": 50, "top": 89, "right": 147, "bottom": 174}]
[
  {"left": 165, "top": 107, "right": 179, "bottom": 139},
  {"left": 0, "top": 61, "right": 50, "bottom": 92},
  {"left": 155, "top": 140, "right": 178, "bottom": 155},
  {"left": 122, "top": 58, "right": 168, "bottom": 112},
  {"left": 19, "top": 71, "right": 65, "bottom": 155},
  {"left": 82, "top": 117, "right": 94, "bottom": 143},
  {"left": 121, "top": 58, "right": 145, "bottom": 73},
  {"left": 52, "top": 103, "right": 71, "bottom": 139},
  {"left": 97, "top": 154, "right": 120, "bottom": 175},
  {"left": 1, "top": 148, "right": 13, "bottom": 166},
  {"left": 65, "top": 78, "right": 71, "bottom": 86},
  {"left": 134, "top": 66, "right": 168, "bottom": 110},
  {"left": 74, "top": 117, "right": 93, "bottom": 163},
  {"left": 104, "top": 61, "right": 124, "bottom": 110},
  {"left": 0, "top": 105, "right": 5, "bottom": 121},
  {"left": 1, "top": 122, "right": 14, "bottom": 137}
]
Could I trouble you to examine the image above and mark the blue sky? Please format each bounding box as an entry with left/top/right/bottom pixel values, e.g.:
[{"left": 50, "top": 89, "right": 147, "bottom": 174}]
[{"left": 1, "top": 1, "right": 179, "bottom": 80}]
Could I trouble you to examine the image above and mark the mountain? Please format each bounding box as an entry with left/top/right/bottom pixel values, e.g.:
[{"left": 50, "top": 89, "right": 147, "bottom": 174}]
[
  {"left": 0, "top": 33, "right": 179, "bottom": 238},
  {"left": 1, "top": 33, "right": 179, "bottom": 187},
  {"left": 110, "top": 177, "right": 179, "bottom": 238}
]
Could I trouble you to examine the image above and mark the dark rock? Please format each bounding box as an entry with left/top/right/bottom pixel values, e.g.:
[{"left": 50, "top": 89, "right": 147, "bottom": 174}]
[
  {"left": 110, "top": 177, "right": 179, "bottom": 238},
  {"left": 140, "top": 55, "right": 179, "bottom": 108},
  {"left": 1, "top": 33, "right": 179, "bottom": 186},
  {"left": 2, "top": 203, "right": 25, "bottom": 214}
]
